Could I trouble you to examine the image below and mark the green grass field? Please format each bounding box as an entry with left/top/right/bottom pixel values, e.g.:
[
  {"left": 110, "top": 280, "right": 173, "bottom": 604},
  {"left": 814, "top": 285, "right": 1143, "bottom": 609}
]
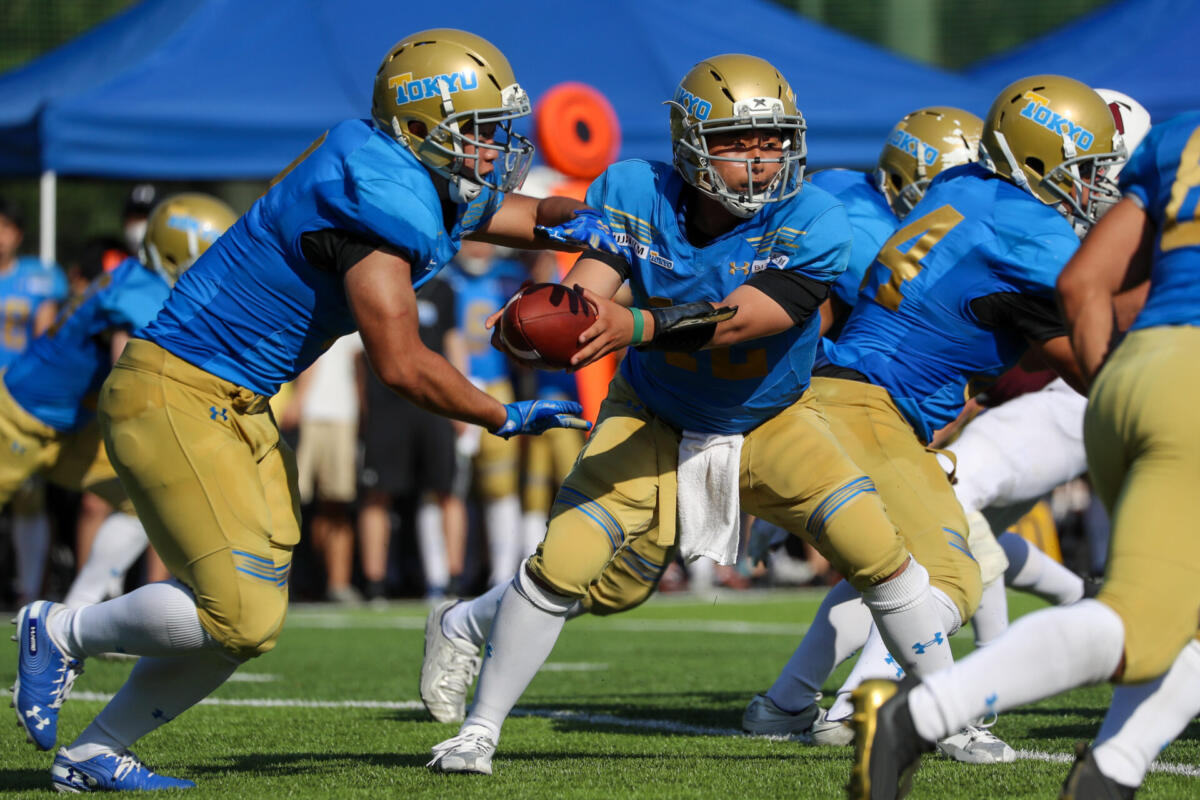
[{"left": 3, "top": 589, "right": 1197, "bottom": 798}]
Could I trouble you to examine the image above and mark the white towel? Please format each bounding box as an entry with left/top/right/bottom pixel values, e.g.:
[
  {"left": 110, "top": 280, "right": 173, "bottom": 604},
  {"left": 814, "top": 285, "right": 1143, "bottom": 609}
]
[{"left": 676, "top": 430, "right": 744, "bottom": 565}]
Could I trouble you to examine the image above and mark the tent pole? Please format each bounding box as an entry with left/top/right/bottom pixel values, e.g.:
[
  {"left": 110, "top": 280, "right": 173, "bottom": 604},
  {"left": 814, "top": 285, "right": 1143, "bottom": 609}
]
[{"left": 39, "top": 170, "right": 57, "bottom": 266}]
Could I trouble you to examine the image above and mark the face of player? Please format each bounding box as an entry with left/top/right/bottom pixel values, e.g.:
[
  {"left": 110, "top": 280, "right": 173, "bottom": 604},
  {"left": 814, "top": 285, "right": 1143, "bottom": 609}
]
[
  {"left": 459, "top": 121, "right": 499, "bottom": 179},
  {"left": 705, "top": 129, "right": 786, "bottom": 195},
  {"left": 0, "top": 214, "right": 22, "bottom": 269}
]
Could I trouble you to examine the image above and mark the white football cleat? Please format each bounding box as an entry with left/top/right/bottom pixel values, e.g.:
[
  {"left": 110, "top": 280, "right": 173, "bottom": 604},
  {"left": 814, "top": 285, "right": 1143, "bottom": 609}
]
[
  {"left": 420, "top": 600, "right": 482, "bottom": 724},
  {"left": 428, "top": 725, "right": 497, "bottom": 775},
  {"left": 741, "top": 693, "right": 855, "bottom": 745},
  {"left": 936, "top": 719, "right": 1016, "bottom": 764}
]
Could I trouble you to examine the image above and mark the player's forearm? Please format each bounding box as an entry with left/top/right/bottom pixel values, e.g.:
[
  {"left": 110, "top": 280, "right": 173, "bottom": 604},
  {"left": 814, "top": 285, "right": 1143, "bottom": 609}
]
[
  {"left": 1068, "top": 299, "right": 1117, "bottom": 384},
  {"left": 374, "top": 347, "right": 506, "bottom": 431}
]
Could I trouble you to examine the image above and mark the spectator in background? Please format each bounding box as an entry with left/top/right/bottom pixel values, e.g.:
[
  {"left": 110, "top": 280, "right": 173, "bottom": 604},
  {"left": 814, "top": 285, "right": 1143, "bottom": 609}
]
[
  {"left": 0, "top": 197, "right": 69, "bottom": 606},
  {"left": 282, "top": 333, "right": 363, "bottom": 604},
  {"left": 358, "top": 273, "right": 464, "bottom": 599},
  {"left": 120, "top": 184, "right": 158, "bottom": 256},
  {"left": 445, "top": 240, "right": 526, "bottom": 588}
]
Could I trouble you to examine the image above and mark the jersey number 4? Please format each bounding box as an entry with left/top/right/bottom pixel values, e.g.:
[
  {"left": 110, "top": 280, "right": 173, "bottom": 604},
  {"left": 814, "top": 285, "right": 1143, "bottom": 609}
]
[{"left": 868, "top": 205, "right": 964, "bottom": 310}]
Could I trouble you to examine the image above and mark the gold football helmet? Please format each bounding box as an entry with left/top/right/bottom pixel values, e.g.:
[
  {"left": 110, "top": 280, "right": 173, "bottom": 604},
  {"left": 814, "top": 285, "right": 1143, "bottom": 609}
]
[
  {"left": 875, "top": 106, "right": 983, "bottom": 218},
  {"left": 372, "top": 28, "right": 534, "bottom": 200},
  {"left": 981, "top": 75, "right": 1124, "bottom": 231},
  {"left": 141, "top": 193, "right": 237, "bottom": 286},
  {"left": 669, "top": 54, "right": 806, "bottom": 218}
]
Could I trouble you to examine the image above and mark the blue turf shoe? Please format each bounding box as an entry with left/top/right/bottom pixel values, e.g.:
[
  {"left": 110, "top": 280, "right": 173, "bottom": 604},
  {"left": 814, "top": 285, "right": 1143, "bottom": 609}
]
[
  {"left": 51, "top": 748, "right": 196, "bottom": 792},
  {"left": 12, "top": 601, "right": 83, "bottom": 750}
]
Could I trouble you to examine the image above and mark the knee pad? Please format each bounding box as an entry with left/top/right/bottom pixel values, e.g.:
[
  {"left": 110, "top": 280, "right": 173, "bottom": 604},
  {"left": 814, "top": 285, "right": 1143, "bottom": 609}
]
[
  {"left": 195, "top": 581, "right": 288, "bottom": 660},
  {"left": 582, "top": 578, "right": 655, "bottom": 616},
  {"left": 966, "top": 510, "right": 1009, "bottom": 587},
  {"left": 514, "top": 561, "right": 577, "bottom": 617}
]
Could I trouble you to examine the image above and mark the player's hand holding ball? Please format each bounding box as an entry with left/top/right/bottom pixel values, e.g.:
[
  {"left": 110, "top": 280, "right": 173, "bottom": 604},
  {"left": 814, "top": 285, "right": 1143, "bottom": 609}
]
[{"left": 489, "top": 282, "right": 599, "bottom": 370}]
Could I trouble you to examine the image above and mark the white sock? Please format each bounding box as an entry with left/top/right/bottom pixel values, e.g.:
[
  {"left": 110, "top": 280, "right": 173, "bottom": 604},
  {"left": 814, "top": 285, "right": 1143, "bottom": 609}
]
[
  {"left": 521, "top": 510, "right": 547, "bottom": 559},
  {"left": 766, "top": 580, "right": 871, "bottom": 713},
  {"left": 1093, "top": 639, "right": 1200, "bottom": 787},
  {"left": 462, "top": 567, "right": 575, "bottom": 741},
  {"left": 485, "top": 496, "right": 522, "bottom": 587},
  {"left": 1000, "top": 532, "right": 1084, "bottom": 605},
  {"left": 63, "top": 649, "right": 241, "bottom": 760},
  {"left": 14, "top": 513, "right": 50, "bottom": 601},
  {"left": 443, "top": 581, "right": 508, "bottom": 645},
  {"left": 827, "top": 623, "right": 907, "bottom": 721},
  {"left": 64, "top": 513, "right": 149, "bottom": 608},
  {"left": 861, "top": 558, "right": 954, "bottom": 677},
  {"left": 907, "top": 599, "right": 1124, "bottom": 743},
  {"left": 971, "top": 578, "right": 1009, "bottom": 647},
  {"left": 416, "top": 501, "right": 449, "bottom": 592},
  {"left": 52, "top": 579, "right": 218, "bottom": 659}
]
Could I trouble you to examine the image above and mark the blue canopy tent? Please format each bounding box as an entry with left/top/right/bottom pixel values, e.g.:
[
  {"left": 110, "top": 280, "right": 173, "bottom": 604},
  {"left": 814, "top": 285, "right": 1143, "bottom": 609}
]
[
  {"left": 967, "top": 0, "right": 1200, "bottom": 123},
  {"left": 1, "top": 0, "right": 993, "bottom": 258}
]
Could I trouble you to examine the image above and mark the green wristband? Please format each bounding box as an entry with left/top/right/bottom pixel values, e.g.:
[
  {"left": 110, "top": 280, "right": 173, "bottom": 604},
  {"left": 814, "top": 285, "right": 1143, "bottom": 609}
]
[{"left": 629, "top": 307, "right": 645, "bottom": 345}]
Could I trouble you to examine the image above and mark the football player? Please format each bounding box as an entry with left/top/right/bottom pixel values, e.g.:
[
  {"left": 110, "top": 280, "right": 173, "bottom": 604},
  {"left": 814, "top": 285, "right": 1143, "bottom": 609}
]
[
  {"left": 0, "top": 197, "right": 70, "bottom": 607},
  {"left": 846, "top": 91, "right": 1192, "bottom": 800},
  {"left": 0, "top": 195, "right": 236, "bottom": 611},
  {"left": 12, "top": 29, "right": 598, "bottom": 792},
  {"left": 948, "top": 93, "right": 1152, "bottom": 649},
  {"left": 429, "top": 54, "right": 968, "bottom": 776},
  {"left": 742, "top": 106, "right": 993, "bottom": 758},
  {"left": 844, "top": 82, "right": 1171, "bottom": 800}
]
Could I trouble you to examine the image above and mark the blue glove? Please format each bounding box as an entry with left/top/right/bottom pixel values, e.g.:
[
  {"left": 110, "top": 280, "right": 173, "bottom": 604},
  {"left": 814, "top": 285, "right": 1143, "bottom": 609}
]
[
  {"left": 492, "top": 400, "right": 592, "bottom": 439},
  {"left": 535, "top": 208, "right": 625, "bottom": 257}
]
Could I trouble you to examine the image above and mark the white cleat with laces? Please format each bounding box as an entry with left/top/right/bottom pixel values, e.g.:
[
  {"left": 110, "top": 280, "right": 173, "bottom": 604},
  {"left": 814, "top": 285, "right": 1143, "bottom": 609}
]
[
  {"left": 420, "top": 600, "right": 482, "bottom": 724},
  {"left": 936, "top": 716, "right": 1016, "bottom": 764},
  {"left": 428, "top": 725, "right": 497, "bottom": 775}
]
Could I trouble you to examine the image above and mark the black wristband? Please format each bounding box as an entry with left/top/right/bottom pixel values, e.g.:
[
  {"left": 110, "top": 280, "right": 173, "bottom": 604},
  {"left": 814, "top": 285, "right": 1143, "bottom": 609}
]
[{"left": 640, "top": 302, "right": 737, "bottom": 352}]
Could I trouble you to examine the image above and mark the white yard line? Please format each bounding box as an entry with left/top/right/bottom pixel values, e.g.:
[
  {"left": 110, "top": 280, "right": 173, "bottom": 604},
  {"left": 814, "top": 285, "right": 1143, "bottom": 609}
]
[
  {"left": 285, "top": 614, "right": 810, "bottom": 636},
  {"left": 66, "top": 692, "right": 1199, "bottom": 778}
]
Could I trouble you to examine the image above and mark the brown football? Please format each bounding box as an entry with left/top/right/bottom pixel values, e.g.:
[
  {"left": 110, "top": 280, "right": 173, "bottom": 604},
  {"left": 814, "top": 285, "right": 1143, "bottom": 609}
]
[{"left": 498, "top": 283, "right": 596, "bottom": 370}]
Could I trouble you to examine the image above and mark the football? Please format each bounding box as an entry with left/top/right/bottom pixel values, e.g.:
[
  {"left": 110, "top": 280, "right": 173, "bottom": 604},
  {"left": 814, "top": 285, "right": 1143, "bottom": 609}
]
[{"left": 498, "top": 283, "right": 597, "bottom": 370}]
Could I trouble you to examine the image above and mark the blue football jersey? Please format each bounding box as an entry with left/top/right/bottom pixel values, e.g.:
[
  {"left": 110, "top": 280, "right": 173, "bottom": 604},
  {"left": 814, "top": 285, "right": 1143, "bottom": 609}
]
[
  {"left": 808, "top": 170, "right": 899, "bottom": 308},
  {"left": 5, "top": 258, "right": 169, "bottom": 431},
  {"left": 141, "top": 119, "right": 502, "bottom": 396},
  {"left": 1122, "top": 112, "right": 1200, "bottom": 331},
  {"left": 588, "top": 160, "right": 852, "bottom": 434},
  {"left": 445, "top": 259, "right": 526, "bottom": 384},
  {"left": 0, "top": 255, "right": 68, "bottom": 367},
  {"left": 822, "top": 163, "right": 1078, "bottom": 442}
]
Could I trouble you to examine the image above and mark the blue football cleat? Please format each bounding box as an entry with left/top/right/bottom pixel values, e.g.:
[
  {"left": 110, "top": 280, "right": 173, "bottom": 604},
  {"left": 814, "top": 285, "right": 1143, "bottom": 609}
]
[
  {"left": 51, "top": 748, "right": 196, "bottom": 792},
  {"left": 12, "top": 601, "right": 83, "bottom": 750}
]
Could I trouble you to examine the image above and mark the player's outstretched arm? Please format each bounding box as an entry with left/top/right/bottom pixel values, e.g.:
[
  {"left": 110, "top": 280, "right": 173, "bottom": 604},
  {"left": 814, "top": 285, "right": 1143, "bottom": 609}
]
[
  {"left": 469, "top": 194, "right": 620, "bottom": 254},
  {"left": 1057, "top": 197, "right": 1154, "bottom": 383},
  {"left": 347, "top": 249, "right": 509, "bottom": 431}
]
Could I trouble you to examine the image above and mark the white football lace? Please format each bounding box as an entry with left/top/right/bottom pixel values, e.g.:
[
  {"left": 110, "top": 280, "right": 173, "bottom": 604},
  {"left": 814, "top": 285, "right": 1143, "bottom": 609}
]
[
  {"left": 50, "top": 661, "right": 81, "bottom": 709},
  {"left": 107, "top": 752, "right": 148, "bottom": 780},
  {"left": 427, "top": 731, "right": 495, "bottom": 766},
  {"left": 438, "top": 647, "right": 481, "bottom": 697}
]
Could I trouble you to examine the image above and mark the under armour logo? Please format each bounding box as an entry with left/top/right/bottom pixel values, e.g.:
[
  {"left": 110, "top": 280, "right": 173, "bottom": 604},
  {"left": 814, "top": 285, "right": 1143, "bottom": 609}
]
[
  {"left": 209, "top": 406, "right": 228, "bottom": 422},
  {"left": 25, "top": 705, "right": 50, "bottom": 731},
  {"left": 984, "top": 692, "right": 998, "bottom": 710},
  {"left": 152, "top": 707, "right": 174, "bottom": 721},
  {"left": 485, "top": 642, "right": 494, "bottom": 660},
  {"left": 751, "top": 98, "right": 768, "bottom": 108},
  {"left": 911, "top": 632, "right": 945, "bottom": 655},
  {"left": 884, "top": 654, "right": 906, "bottom": 679},
  {"left": 11, "top": 441, "right": 25, "bottom": 454}
]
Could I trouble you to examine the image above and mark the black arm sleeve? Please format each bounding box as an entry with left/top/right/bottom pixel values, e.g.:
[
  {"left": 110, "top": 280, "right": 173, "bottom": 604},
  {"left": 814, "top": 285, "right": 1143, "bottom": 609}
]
[
  {"left": 578, "top": 248, "right": 632, "bottom": 281},
  {"left": 300, "top": 228, "right": 388, "bottom": 274},
  {"left": 744, "top": 269, "right": 831, "bottom": 325},
  {"left": 969, "top": 291, "right": 1067, "bottom": 342}
]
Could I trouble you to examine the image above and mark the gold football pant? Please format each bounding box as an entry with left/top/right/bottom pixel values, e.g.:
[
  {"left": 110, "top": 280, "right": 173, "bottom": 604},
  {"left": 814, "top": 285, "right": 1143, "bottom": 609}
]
[
  {"left": 532, "top": 375, "right": 908, "bottom": 612},
  {"left": 0, "top": 379, "right": 132, "bottom": 513},
  {"left": 99, "top": 339, "right": 301, "bottom": 660},
  {"left": 1085, "top": 327, "right": 1200, "bottom": 684},
  {"left": 810, "top": 377, "right": 982, "bottom": 621},
  {"left": 522, "top": 424, "right": 586, "bottom": 515}
]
